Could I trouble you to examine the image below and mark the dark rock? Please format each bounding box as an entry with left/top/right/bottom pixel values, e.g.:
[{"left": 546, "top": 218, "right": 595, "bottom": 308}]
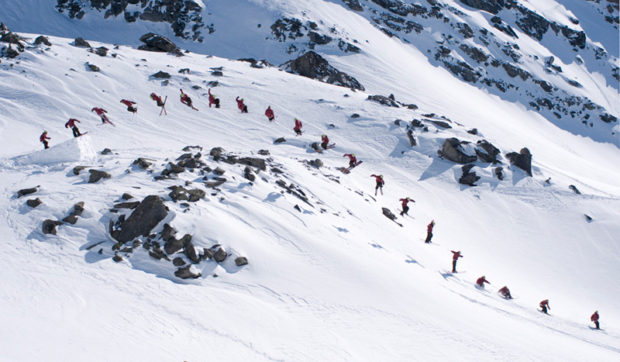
[
  {"left": 175, "top": 265, "right": 201, "bottom": 279},
  {"left": 475, "top": 140, "right": 500, "bottom": 163},
  {"left": 165, "top": 233, "right": 191, "bottom": 255},
  {"left": 213, "top": 167, "right": 225, "bottom": 175},
  {"left": 439, "top": 138, "right": 477, "bottom": 164},
  {"left": 459, "top": 164, "right": 480, "bottom": 186},
  {"left": 502, "top": 63, "right": 530, "bottom": 81},
  {"left": 74, "top": 37, "right": 91, "bottom": 48},
  {"left": 101, "top": 148, "right": 112, "bottom": 155},
  {"left": 151, "top": 71, "right": 171, "bottom": 79},
  {"left": 183, "top": 238, "right": 200, "bottom": 263},
  {"left": 132, "top": 158, "right": 152, "bottom": 169},
  {"left": 467, "top": 128, "right": 478, "bottom": 135},
  {"left": 309, "top": 159, "right": 323, "bottom": 168},
  {"left": 121, "top": 193, "right": 134, "bottom": 200},
  {"left": 343, "top": 0, "right": 363, "bottom": 11},
  {"left": 182, "top": 145, "right": 202, "bottom": 151},
  {"left": 584, "top": 214, "right": 592, "bottom": 222},
  {"left": 211, "top": 70, "right": 223, "bottom": 76},
  {"left": 258, "top": 149, "right": 270, "bottom": 156},
  {"left": 351, "top": 113, "right": 360, "bottom": 118},
  {"left": 243, "top": 166, "right": 256, "bottom": 182},
  {"left": 494, "top": 166, "right": 504, "bottom": 180},
  {"left": 600, "top": 113, "right": 617, "bottom": 123},
  {"left": 112, "top": 253, "right": 123, "bottom": 263},
  {"left": 27, "top": 198, "right": 42, "bottom": 208},
  {"left": 209, "top": 147, "right": 225, "bottom": 160},
  {"left": 88, "top": 169, "right": 111, "bottom": 183},
  {"left": 274, "top": 137, "right": 286, "bottom": 144},
  {"left": 281, "top": 51, "right": 364, "bottom": 90},
  {"left": 172, "top": 257, "right": 186, "bottom": 266},
  {"left": 72, "top": 202, "right": 85, "bottom": 216},
  {"left": 42, "top": 219, "right": 62, "bottom": 235},
  {"left": 506, "top": 148, "right": 532, "bottom": 176},
  {"left": 237, "top": 157, "right": 267, "bottom": 171},
  {"left": 367, "top": 95, "right": 399, "bottom": 107},
  {"left": 213, "top": 247, "right": 228, "bottom": 263},
  {"left": 187, "top": 189, "right": 205, "bottom": 202},
  {"left": 114, "top": 201, "right": 140, "bottom": 209},
  {"left": 94, "top": 46, "right": 108, "bottom": 56},
  {"left": 113, "top": 195, "right": 168, "bottom": 243},
  {"left": 235, "top": 256, "right": 249, "bottom": 266},
  {"left": 34, "top": 36, "right": 51, "bottom": 46},
  {"left": 17, "top": 187, "right": 38, "bottom": 198},
  {"left": 138, "top": 33, "right": 182, "bottom": 55},
  {"left": 73, "top": 166, "right": 87, "bottom": 175},
  {"left": 568, "top": 185, "right": 581, "bottom": 195},
  {"left": 62, "top": 214, "right": 78, "bottom": 224},
  {"left": 460, "top": 0, "right": 502, "bottom": 14},
  {"left": 86, "top": 62, "right": 100, "bottom": 72},
  {"left": 428, "top": 120, "right": 452, "bottom": 129}
]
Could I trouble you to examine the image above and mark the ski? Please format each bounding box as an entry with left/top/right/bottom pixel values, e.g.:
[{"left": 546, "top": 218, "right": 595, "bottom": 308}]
[{"left": 159, "top": 96, "right": 168, "bottom": 116}]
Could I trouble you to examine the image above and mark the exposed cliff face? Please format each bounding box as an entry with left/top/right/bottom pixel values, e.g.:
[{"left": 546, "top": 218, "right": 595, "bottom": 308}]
[{"left": 56, "top": 0, "right": 209, "bottom": 41}]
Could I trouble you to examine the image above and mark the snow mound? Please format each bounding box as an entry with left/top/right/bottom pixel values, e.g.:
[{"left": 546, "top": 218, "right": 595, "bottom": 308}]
[{"left": 12, "top": 135, "right": 96, "bottom": 166}]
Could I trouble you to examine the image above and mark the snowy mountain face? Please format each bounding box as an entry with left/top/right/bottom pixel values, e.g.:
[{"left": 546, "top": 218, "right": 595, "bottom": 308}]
[
  {"left": 1, "top": 1, "right": 620, "bottom": 361},
  {"left": 41, "top": 0, "right": 620, "bottom": 144}
]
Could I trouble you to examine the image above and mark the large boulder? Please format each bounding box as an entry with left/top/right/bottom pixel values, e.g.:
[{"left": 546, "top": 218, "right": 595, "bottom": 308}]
[
  {"left": 459, "top": 164, "right": 480, "bottom": 186},
  {"left": 138, "top": 33, "right": 182, "bottom": 55},
  {"left": 439, "top": 138, "right": 477, "bottom": 164},
  {"left": 506, "top": 148, "right": 532, "bottom": 176},
  {"left": 475, "top": 140, "right": 501, "bottom": 163},
  {"left": 88, "top": 169, "right": 111, "bottom": 183},
  {"left": 281, "top": 51, "right": 364, "bottom": 90},
  {"left": 112, "top": 196, "right": 168, "bottom": 243},
  {"left": 42, "top": 219, "right": 62, "bottom": 235},
  {"left": 17, "top": 186, "right": 38, "bottom": 198}
]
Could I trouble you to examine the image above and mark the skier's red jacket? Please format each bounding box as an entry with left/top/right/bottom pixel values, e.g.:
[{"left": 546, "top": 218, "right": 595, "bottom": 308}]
[
  {"left": 321, "top": 135, "right": 329, "bottom": 145},
  {"left": 540, "top": 299, "right": 550, "bottom": 308},
  {"left": 371, "top": 174, "right": 384, "bottom": 186},
  {"left": 265, "top": 107, "right": 274, "bottom": 119},
  {"left": 343, "top": 153, "right": 357, "bottom": 163},
  {"left": 65, "top": 118, "right": 80, "bottom": 128},
  {"left": 294, "top": 118, "right": 302, "bottom": 131},
  {"left": 591, "top": 311, "right": 599, "bottom": 322},
  {"left": 91, "top": 107, "right": 107, "bottom": 115},
  {"left": 120, "top": 99, "right": 136, "bottom": 107},
  {"left": 476, "top": 276, "right": 489, "bottom": 287},
  {"left": 208, "top": 89, "right": 217, "bottom": 107},
  {"left": 180, "top": 90, "right": 191, "bottom": 104},
  {"left": 400, "top": 198, "right": 413, "bottom": 208},
  {"left": 40, "top": 132, "right": 50, "bottom": 142},
  {"left": 150, "top": 93, "right": 162, "bottom": 103},
  {"left": 427, "top": 221, "right": 435, "bottom": 233},
  {"left": 236, "top": 97, "right": 245, "bottom": 111},
  {"left": 451, "top": 250, "right": 462, "bottom": 261}
]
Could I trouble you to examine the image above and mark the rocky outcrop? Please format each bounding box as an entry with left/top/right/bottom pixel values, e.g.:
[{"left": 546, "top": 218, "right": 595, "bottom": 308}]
[
  {"left": 439, "top": 138, "right": 477, "bottom": 164},
  {"left": 459, "top": 164, "right": 480, "bottom": 186},
  {"left": 506, "top": 148, "right": 532, "bottom": 176},
  {"left": 281, "top": 51, "right": 364, "bottom": 90},
  {"left": 74, "top": 37, "right": 91, "bottom": 48},
  {"left": 475, "top": 140, "right": 500, "bottom": 163},
  {"left": 62, "top": 201, "right": 85, "bottom": 224},
  {"left": 42, "top": 219, "right": 63, "bottom": 235},
  {"left": 111, "top": 195, "right": 168, "bottom": 243},
  {"left": 138, "top": 33, "right": 182, "bottom": 55},
  {"left": 88, "top": 169, "right": 110, "bottom": 183}
]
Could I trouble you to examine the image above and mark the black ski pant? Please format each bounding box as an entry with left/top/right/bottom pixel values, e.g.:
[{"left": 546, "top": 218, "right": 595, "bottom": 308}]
[
  {"left": 425, "top": 231, "right": 433, "bottom": 243},
  {"left": 594, "top": 321, "right": 600, "bottom": 329},
  {"left": 400, "top": 205, "right": 409, "bottom": 216},
  {"left": 42, "top": 141, "right": 49, "bottom": 149},
  {"left": 452, "top": 260, "right": 457, "bottom": 273},
  {"left": 72, "top": 127, "right": 81, "bottom": 137},
  {"left": 541, "top": 306, "right": 548, "bottom": 314}
]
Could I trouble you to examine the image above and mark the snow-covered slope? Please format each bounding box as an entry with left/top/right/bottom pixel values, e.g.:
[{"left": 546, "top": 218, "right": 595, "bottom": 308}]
[{"left": 1, "top": 2, "right": 619, "bottom": 361}]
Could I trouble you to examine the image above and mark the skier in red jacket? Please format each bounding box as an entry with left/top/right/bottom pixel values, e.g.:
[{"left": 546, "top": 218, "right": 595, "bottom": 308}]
[
  {"left": 180, "top": 89, "right": 194, "bottom": 109},
  {"left": 91, "top": 107, "right": 111, "bottom": 124},
  {"left": 371, "top": 174, "right": 385, "bottom": 196},
  {"left": 321, "top": 134, "right": 330, "bottom": 150},
  {"left": 265, "top": 106, "right": 274, "bottom": 121},
  {"left": 65, "top": 118, "right": 82, "bottom": 137},
  {"left": 476, "top": 275, "right": 490, "bottom": 288},
  {"left": 150, "top": 92, "right": 165, "bottom": 107},
  {"left": 120, "top": 99, "right": 137, "bottom": 113},
  {"left": 399, "top": 197, "right": 414, "bottom": 216},
  {"left": 208, "top": 88, "right": 220, "bottom": 108},
  {"left": 498, "top": 286, "right": 512, "bottom": 299},
  {"left": 40, "top": 130, "right": 51, "bottom": 149},
  {"left": 343, "top": 153, "right": 357, "bottom": 168},
  {"left": 591, "top": 311, "right": 600, "bottom": 329},
  {"left": 293, "top": 118, "right": 303, "bottom": 135},
  {"left": 236, "top": 97, "right": 248, "bottom": 113},
  {"left": 539, "top": 299, "right": 550, "bottom": 314},
  {"left": 425, "top": 220, "right": 435, "bottom": 243},
  {"left": 451, "top": 250, "right": 462, "bottom": 273}
]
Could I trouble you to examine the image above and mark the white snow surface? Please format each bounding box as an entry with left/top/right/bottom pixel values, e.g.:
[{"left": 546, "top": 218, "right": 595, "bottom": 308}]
[{"left": 1, "top": 2, "right": 619, "bottom": 362}]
